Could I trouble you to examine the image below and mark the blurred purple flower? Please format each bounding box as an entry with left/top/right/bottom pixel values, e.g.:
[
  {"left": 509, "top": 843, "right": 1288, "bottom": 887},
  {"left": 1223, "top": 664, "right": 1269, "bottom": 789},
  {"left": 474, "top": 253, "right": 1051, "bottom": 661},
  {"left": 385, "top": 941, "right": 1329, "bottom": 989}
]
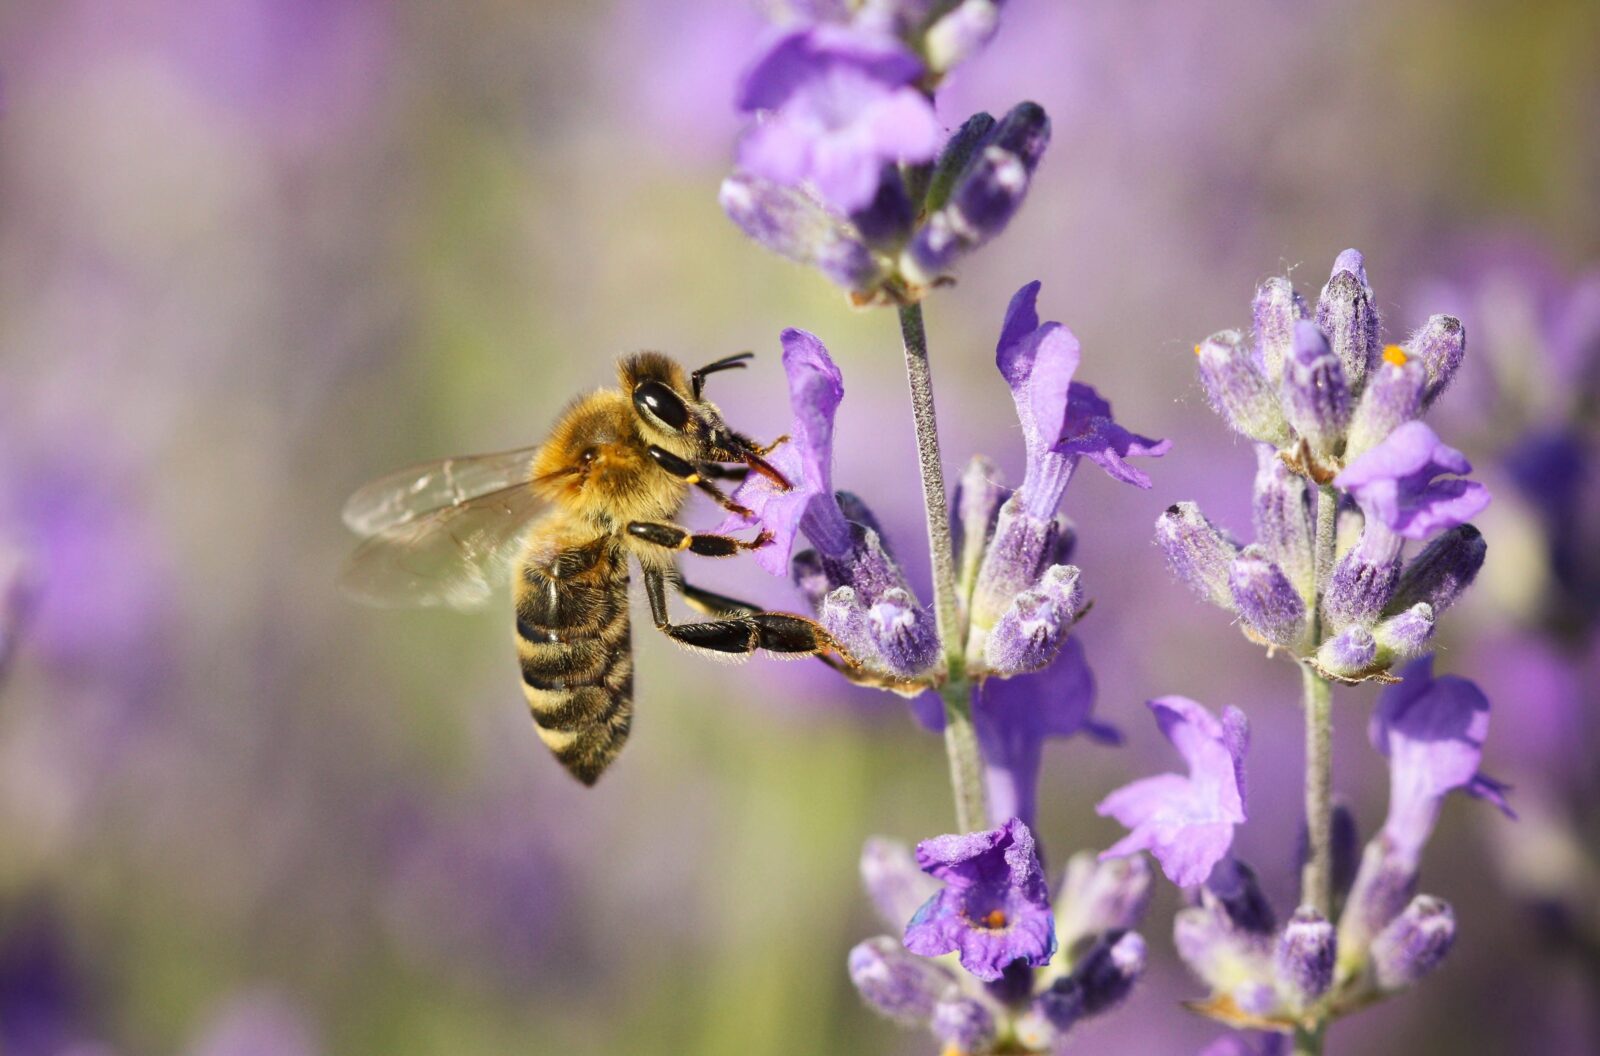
[
  {"left": 1335, "top": 421, "right": 1490, "bottom": 541},
  {"left": 904, "top": 817, "right": 1056, "bottom": 981},
  {"left": 1199, "top": 1033, "right": 1289, "bottom": 1056},
  {"left": 736, "top": 25, "right": 942, "bottom": 213},
  {"left": 1098, "top": 697, "right": 1249, "bottom": 887},
  {"left": 184, "top": 990, "right": 318, "bottom": 1056},
  {"left": 1370, "top": 657, "right": 1512, "bottom": 863},
  {"left": 972, "top": 637, "right": 1119, "bottom": 829},
  {"left": 0, "top": 903, "right": 104, "bottom": 1056}
]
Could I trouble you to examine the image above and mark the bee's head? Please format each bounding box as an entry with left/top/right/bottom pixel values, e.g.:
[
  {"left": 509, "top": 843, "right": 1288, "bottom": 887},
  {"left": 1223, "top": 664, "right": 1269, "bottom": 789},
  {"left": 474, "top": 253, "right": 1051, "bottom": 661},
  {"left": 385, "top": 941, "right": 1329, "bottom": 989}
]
[{"left": 619, "top": 353, "right": 785, "bottom": 486}]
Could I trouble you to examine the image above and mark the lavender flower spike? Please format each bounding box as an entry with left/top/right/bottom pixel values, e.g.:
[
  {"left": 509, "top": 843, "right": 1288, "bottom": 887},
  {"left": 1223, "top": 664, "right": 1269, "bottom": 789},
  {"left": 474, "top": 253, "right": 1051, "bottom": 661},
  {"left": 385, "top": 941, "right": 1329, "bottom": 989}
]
[
  {"left": 736, "top": 25, "right": 943, "bottom": 214},
  {"left": 905, "top": 818, "right": 1057, "bottom": 981},
  {"left": 1334, "top": 421, "right": 1490, "bottom": 541},
  {"left": 1098, "top": 697, "right": 1249, "bottom": 887},
  {"left": 1370, "top": 657, "right": 1513, "bottom": 864}
]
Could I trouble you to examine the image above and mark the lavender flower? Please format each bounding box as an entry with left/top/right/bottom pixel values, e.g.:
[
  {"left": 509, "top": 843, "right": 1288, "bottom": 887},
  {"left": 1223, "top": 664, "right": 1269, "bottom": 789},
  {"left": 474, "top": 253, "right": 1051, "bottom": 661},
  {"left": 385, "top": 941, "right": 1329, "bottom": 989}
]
[
  {"left": 1368, "top": 895, "right": 1455, "bottom": 993},
  {"left": 973, "top": 638, "right": 1119, "bottom": 829},
  {"left": 718, "top": 174, "right": 883, "bottom": 293},
  {"left": 735, "top": 25, "right": 943, "bottom": 214},
  {"left": 1098, "top": 697, "right": 1249, "bottom": 887},
  {"left": 720, "top": 330, "right": 938, "bottom": 678},
  {"left": 1334, "top": 421, "right": 1490, "bottom": 542},
  {"left": 904, "top": 818, "right": 1056, "bottom": 981},
  {"left": 1156, "top": 502, "right": 1241, "bottom": 611},
  {"left": 1368, "top": 656, "right": 1512, "bottom": 863},
  {"left": 969, "top": 282, "right": 1167, "bottom": 650},
  {"left": 849, "top": 831, "right": 1149, "bottom": 1051}
]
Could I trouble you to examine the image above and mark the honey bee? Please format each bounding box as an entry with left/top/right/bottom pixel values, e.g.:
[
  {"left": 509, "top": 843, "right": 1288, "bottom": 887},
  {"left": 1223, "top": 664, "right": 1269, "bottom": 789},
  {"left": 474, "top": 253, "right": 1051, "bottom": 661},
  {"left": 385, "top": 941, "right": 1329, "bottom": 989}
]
[{"left": 342, "top": 352, "right": 865, "bottom": 785}]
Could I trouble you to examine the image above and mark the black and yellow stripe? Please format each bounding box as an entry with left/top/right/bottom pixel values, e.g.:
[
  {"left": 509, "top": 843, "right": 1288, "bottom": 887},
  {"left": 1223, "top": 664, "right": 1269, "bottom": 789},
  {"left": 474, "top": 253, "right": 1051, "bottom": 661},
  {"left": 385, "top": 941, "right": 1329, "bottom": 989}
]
[{"left": 514, "top": 538, "right": 634, "bottom": 785}]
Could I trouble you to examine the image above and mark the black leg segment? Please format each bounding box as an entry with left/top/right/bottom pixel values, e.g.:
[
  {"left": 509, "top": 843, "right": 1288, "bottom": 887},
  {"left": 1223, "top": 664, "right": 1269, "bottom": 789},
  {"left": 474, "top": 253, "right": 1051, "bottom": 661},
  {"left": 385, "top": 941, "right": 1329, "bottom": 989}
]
[{"left": 627, "top": 520, "right": 770, "bottom": 557}]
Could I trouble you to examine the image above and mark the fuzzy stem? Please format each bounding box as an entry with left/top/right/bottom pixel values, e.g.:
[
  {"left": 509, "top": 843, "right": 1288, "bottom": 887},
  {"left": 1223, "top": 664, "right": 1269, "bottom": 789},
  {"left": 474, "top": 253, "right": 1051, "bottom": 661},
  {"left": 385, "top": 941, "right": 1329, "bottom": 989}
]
[
  {"left": 1294, "top": 1022, "right": 1327, "bottom": 1056},
  {"left": 897, "top": 301, "right": 987, "bottom": 834}
]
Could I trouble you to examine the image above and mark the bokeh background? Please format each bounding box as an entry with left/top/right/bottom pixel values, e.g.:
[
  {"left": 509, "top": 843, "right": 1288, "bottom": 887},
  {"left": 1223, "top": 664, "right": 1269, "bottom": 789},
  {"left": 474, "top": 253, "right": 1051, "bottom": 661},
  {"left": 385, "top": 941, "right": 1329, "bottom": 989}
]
[{"left": 0, "top": 0, "right": 1596, "bottom": 1053}]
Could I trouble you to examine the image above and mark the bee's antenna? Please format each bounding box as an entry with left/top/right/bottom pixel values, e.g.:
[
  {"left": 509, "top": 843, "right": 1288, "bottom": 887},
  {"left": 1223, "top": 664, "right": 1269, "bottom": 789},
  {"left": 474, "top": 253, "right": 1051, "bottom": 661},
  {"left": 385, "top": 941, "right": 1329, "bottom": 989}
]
[{"left": 692, "top": 351, "right": 756, "bottom": 399}]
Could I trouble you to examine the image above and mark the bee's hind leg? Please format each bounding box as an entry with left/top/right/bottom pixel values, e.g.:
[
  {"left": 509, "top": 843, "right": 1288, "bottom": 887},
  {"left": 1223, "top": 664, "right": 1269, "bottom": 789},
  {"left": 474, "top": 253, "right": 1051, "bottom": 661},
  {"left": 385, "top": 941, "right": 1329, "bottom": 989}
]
[
  {"left": 645, "top": 571, "right": 840, "bottom": 660},
  {"left": 627, "top": 520, "right": 770, "bottom": 557}
]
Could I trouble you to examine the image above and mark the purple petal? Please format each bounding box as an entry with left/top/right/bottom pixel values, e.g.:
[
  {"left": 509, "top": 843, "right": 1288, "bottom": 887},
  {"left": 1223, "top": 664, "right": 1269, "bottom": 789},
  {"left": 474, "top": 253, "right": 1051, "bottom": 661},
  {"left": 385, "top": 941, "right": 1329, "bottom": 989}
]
[
  {"left": 1097, "top": 698, "right": 1248, "bottom": 887},
  {"left": 1335, "top": 421, "right": 1490, "bottom": 540},
  {"left": 1371, "top": 657, "right": 1511, "bottom": 858},
  {"left": 1055, "top": 383, "right": 1171, "bottom": 489},
  {"left": 996, "top": 280, "right": 1044, "bottom": 387},
  {"left": 737, "top": 26, "right": 923, "bottom": 112},
  {"left": 974, "top": 638, "right": 1101, "bottom": 828}
]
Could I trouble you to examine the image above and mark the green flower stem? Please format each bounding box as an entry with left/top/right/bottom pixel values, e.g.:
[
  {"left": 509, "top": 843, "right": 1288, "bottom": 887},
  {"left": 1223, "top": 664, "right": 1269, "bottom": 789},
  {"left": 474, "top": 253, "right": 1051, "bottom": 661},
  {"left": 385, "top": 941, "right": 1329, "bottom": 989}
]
[
  {"left": 1295, "top": 481, "right": 1341, "bottom": 1056},
  {"left": 897, "top": 301, "right": 988, "bottom": 835}
]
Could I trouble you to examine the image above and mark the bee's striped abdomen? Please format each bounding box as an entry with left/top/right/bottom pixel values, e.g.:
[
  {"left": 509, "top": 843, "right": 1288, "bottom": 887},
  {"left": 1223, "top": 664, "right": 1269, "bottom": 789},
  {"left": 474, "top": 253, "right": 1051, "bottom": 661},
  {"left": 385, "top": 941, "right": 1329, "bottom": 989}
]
[{"left": 514, "top": 538, "right": 633, "bottom": 785}]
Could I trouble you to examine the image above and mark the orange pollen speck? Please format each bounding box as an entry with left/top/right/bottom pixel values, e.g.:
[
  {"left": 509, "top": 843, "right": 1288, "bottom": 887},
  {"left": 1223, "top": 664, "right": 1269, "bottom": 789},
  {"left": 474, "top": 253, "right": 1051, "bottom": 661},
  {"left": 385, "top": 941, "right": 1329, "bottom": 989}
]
[
  {"left": 1383, "top": 344, "right": 1408, "bottom": 366},
  {"left": 981, "top": 909, "right": 1009, "bottom": 929},
  {"left": 1193, "top": 343, "right": 1203, "bottom": 357}
]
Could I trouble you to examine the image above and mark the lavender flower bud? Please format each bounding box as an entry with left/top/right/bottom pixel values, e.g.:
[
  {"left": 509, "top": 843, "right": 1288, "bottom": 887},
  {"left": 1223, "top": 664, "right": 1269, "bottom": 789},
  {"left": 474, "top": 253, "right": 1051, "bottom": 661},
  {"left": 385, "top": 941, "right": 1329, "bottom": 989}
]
[
  {"left": 868, "top": 587, "right": 941, "bottom": 676},
  {"left": 1016, "top": 985, "right": 1082, "bottom": 1051},
  {"left": 1055, "top": 852, "right": 1154, "bottom": 953},
  {"left": 820, "top": 586, "right": 873, "bottom": 661},
  {"left": 1252, "top": 445, "right": 1315, "bottom": 600},
  {"left": 1253, "top": 276, "right": 1310, "bottom": 383},
  {"left": 924, "top": 112, "right": 997, "bottom": 213},
  {"left": 1373, "top": 603, "right": 1435, "bottom": 665},
  {"left": 848, "top": 937, "right": 952, "bottom": 1023},
  {"left": 847, "top": 167, "right": 916, "bottom": 250},
  {"left": 1370, "top": 895, "right": 1456, "bottom": 992},
  {"left": 1345, "top": 345, "right": 1425, "bottom": 459},
  {"left": 1174, "top": 905, "right": 1272, "bottom": 999},
  {"left": 1297, "top": 801, "right": 1360, "bottom": 906},
  {"left": 1338, "top": 835, "right": 1419, "bottom": 973},
  {"left": 1156, "top": 503, "right": 1241, "bottom": 611},
  {"left": 1205, "top": 858, "right": 1277, "bottom": 936},
  {"left": 1386, "top": 524, "right": 1485, "bottom": 617},
  {"left": 931, "top": 996, "right": 997, "bottom": 1054},
  {"left": 718, "top": 174, "right": 882, "bottom": 293},
  {"left": 1408, "top": 314, "right": 1467, "bottom": 407},
  {"left": 1229, "top": 546, "right": 1307, "bottom": 648},
  {"left": 925, "top": 0, "right": 1001, "bottom": 73},
  {"left": 1073, "top": 930, "right": 1147, "bottom": 1016},
  {"left": 983, "top": 564, "right": 1082, "bottom": 676},
  {"left": 1315, "top": 625, "right": 1377, "bottom": 679},
  {"left": 971, "top": 496, "right": 1063, "bottom": 633},
  {"left": 861, "top": 837, "right": 939, "bottom": 931},
  {"left": 1274, "top": 907, "right": 1335, "bottom": 1009},
  {"left": 835, "top": 492, "right": 890, "bottom": 544},
  {"left": 1195, "top": 331, "right": 1292, "bottom": 445},
  {"left": 953, "top": 455, "right": 1008, "bottom": 594},
  {"left": 903, "top": 102, "right": 1049, "bottom": 285},
  {"left": 1315, "top": 249, "right": 1381, "bottom": 393},
  {"left": 1280, "top": 320, "right": 1352, "bottom": 458},
  {"left": 1324, "top": 542, "right": 1401, "bottom": 632}
]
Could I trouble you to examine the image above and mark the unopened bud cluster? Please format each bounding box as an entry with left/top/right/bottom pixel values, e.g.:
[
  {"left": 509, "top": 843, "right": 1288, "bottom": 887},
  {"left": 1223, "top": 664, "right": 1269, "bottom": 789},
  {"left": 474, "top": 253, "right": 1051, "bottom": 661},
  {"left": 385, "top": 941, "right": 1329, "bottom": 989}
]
[
  {"left": 724, "top": 100, "right": 1051, "bottom": 306},
  {"left": 1158, "top": 250, "right": 1488, "bottom": 683},
  {"left": 1177, "top": 842, "right": 1457, "bottom": 1035}
]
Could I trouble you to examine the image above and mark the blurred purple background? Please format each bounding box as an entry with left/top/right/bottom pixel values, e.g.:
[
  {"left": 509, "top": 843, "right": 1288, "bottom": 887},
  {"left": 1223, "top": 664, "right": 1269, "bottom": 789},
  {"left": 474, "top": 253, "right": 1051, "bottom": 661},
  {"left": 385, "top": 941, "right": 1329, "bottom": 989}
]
[{"left": 0, "top": 0, "right": 1595, "bottom": 1052}]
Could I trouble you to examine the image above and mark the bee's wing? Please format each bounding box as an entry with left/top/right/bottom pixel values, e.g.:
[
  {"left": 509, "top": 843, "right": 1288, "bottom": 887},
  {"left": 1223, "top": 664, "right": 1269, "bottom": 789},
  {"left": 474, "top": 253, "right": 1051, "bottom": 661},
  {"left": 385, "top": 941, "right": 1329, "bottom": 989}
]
[
  {"left": 341, "top": 446, "right": 542, "bottom": 536},
  {"left": 341, "top": 480, "right": 549, "bottom": 611}
]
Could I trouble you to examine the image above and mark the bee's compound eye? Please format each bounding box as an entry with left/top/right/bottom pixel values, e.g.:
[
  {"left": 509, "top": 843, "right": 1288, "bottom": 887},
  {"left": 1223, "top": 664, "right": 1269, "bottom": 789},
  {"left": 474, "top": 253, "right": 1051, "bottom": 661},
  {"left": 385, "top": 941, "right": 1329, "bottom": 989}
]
[{"left": 632, "top": 381, "right": 689, "bottom": 432}]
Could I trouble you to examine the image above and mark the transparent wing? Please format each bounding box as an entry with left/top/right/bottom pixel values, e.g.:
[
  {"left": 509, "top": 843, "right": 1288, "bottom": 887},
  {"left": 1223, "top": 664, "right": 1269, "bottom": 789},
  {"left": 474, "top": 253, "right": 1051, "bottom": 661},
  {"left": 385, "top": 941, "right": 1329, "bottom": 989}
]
[
  {"left": 341, "top": 446, "right": 541, "bottom": 536},
  {"left": 341, "top": 481, "right": 548, "bottom": 610}
]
